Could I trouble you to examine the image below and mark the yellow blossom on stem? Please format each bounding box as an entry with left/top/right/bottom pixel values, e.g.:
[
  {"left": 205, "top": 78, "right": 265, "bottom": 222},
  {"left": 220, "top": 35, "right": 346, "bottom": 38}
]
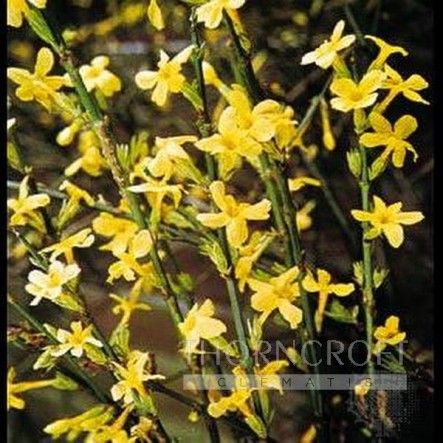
[
  {"left": 111, "top": 350, "right": 165, "bottom": 405},
  {"left": 254, "top": 360, "right": 289, "bottom": 393},
  {"left": 44, "top": 405, "right": 115, "bottom": 441},
  {"left": 88, "top": 406, "right": 134, "bottom": 443},
  {"left": 106, "top": 230, "right": 153, "bottom": 284},
  {"left": 52, "top": 321, "right": 103, "bottom": 358},
  {"left": 65, "top": 130, "right": 107, "bottom": 177},
  {"left": 92, "top": 212, "right": 139, "bottom": 256},
  {"left": 365, "top": 36, "right": 408, "bottom": 71},
  {"left": 330, "top": 70, "right": 385, "bottom": 112},
  {"left": 248, "top": 266, "right": 303, "bottom": 329},
  {"left": 196, "top": 0, "right": 245, "bottom": 29},
  {"left": 178, "top": 299, "right": 227, "bottom": 354},
  {"left": 195, "top": 107, "right": 263, "bottom": 179},
  {"left": 351, "top": 195, "right": 424, "bottom": 248},
  {"left": 235, "top": 231, "right": 275, "bottom": 291},
  {"left": 208, "top": 366, "right": 253, "bottom": 418},
  {"left": 7, "top": 367, "right": 54, "bottom": 410},
  {"left": 373, "top": 315, "right": 406, "bottom": 354},
  {"left": 148, "top": 135, "right": 198, "bottom": 181},
  {"left": 7, "top": 47, "right": 67, "bottom": 110},
  {"left": 302, "top": 268, "right": 354, "bottom": 332},
  {"left": 381, "top": 64, "right": 429, "bottom": 106},
  {"left": 7, "top": 0, "right": 47, "bottom": 28},
  {"left": 59, "top": 180, "right": 95, "bottom": 207},
  {"left": 41, "top": 228, "right": 95, "bottom": 263},
  {"left": 77, "top": 56, "right": 122, "bottom": 97},
  {"left": 135, "top": 45, "right": 194, "bottom": 106},
  {"left": 301, "top": 20, "right": 355, "bottom": 69},
  {"left": 110, "top": 279, "right": 151, "bottom": 327},
  {"left": 360, "top": 113, "right": 418, "bottom": 168},
  {"left": 8, "top": 175, "right": 50, "bottom": 232},
  {"left": 196, "top": 181, "right": 271, "bottom": 248},
  {"left": 25, "top": 260, "right": 81, "bottom": 306},
  {"left": 147, "top": 0, "right": 165, "bottom": 30},
  {"left": 288, "top": 176, "right": 321, "bottom": 193},
  {"left": 296, "top": 200, "right": 316, "bottom": 232}
]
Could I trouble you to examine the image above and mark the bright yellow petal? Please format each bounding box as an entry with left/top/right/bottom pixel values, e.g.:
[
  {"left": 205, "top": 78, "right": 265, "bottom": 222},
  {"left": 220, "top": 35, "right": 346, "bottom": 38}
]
[
  {"left": 395, "top": 211, "right": 424, "bottom": 225},
  {"left": 382, "top": 223, "right": 404, "bottom": 248},
  {"left": 329, "top": 283, "right": 354, "bottom": 297},
  {"left": 278, "top": 299, "right": 303, "bottom": 329}
]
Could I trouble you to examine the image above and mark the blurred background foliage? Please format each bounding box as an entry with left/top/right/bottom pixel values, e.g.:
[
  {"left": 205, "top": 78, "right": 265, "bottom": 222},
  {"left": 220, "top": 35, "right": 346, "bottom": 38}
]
[{"left": 7, "top": 0, "right": 433, "bottom": 441}]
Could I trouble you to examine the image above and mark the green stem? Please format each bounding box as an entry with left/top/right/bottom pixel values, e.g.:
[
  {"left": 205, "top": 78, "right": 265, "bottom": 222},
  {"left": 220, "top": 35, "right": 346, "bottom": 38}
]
[
  {"left": 8, "top": 295, "right": 111, "bottom": 403},
  {"left": 223, "top": 11, "right": 325, "bottom": 432},
  {"left": 358, "top": 143, "right": 375, "bottom": 376}
]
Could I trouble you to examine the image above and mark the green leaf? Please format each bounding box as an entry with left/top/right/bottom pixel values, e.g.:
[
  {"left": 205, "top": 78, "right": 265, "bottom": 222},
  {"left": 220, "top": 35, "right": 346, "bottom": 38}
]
[
  {"left": 244, "top": 414, "right": 267, "bottom": 439},
  {"left": 324, "top": 299, "right": 359, "bottom": 325},
  {"left": 51, "top": 371, "right": 79, "bottom": 391},
  {"left": 207, "top": 336, "right": 239, "bottom": 358},
  {"left": 109, "top": 324, "right": 130, "bottom": 359}
]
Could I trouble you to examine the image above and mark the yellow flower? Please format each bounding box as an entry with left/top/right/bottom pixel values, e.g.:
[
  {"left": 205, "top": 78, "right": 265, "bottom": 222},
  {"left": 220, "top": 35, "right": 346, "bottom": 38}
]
[
  {"left": 41, "top": 228, "right": 95, "bottom": 263},
  {"left": 111, "top": 350, "right": 165, "bottom": 405},
  {"left": 178, "top": 299, "right": 227, "bottom": 353},
  {"left": 128, "top": 177, "right": 184, "bottom": 222},
  {"left": 196, "top": 0, "right": 245, "bottom": 29},
  {"left": 296, "top": 200, "right": 316, "bottom": 232},
  {"left": 7, "top": 367, "right": 54, "bottom": 410},
  {"left": 52, "top": 321, "right": 103, "bottom": 358},
  {"left": 44, "top": 405, "right": 115, "bottom": 440},
  {"left": 7, "top": 0, "right": 47, "bottom": 28},
  {"left": 208, "top": 366, "right": 253, "bottom": 418},
  {"left": 135, "top": 45, "right": 194, "bottom": 106},
  {"left": 373, "top": 315, "right": 406, "bottom": 354},
  {"left": 302, "top": 268, "right": 354, "bottom": 332},
  {"left": 87, "top": 406, "right": 134, "bottom": 443},
  {"left": 382, "top": 64, "right": 429, "bottom": 105},
  {"left": 248, "top": 266, "right": 303, "bottom": 329},
  {"left": 78, "top": 56, "right": 122, "bottom": 97},
  {"left": 197, "top": 181, "right": 271, "bottom": 248},
  {"left": 7, "top": 47, "right": 66, "bottom": 110},
  {"left": 365, "top": 36, "right": 408, "bottom": 71},
  {"left": 59, "top": 180, "right": 95, "bottom": 206},
  {"left": 25, "top": 260, "right": 81, "bottom": 306},
  {"left": 110, "top": 280, "right": 151, "bottom": 327},
  {"left": 354, "top": 379, "right": 371, "bottom": 397},
  {"left": 351, "top": 195, "right": 424, "bottom": 248},
  {"left": 235, "top": 231, "right": 275, "bottom": 291},
  {"left": 330, "top": 70, "right": 385, "bottom": 112},
  {"left": 147, "top": 0, "right": 165, "bottom": 30},
  {"left": 360, "top": 113, "right": 418, "bottom": 168},
  {"left": 92, "top": 212, "right": 139, "bottom": 256},
  {"left": 130, "top": 417, "right": 154, "bottom": 442},
  {"left": 255, "top": 360, "right": 289, "bottom": 393},
  {"left": 65, "top": 130, "right": 107, "bottom": 177},
  {"left": 301, "top": 20, "right": 355, "bottom": 69},
  {"left": 288, "top": 176, "right": 321, "bottom": 192},
  {"left": 106, "top": 230, "right": 153, "bottom": 284},
  {"left": 195, "top": 107, "right": 262, "bottom": 179},
  {"left": 8, "top": 175, "right": 50, "bottom": 232},
  {"left": 148, "top": 135, "right": 198, "bottom": 181}
]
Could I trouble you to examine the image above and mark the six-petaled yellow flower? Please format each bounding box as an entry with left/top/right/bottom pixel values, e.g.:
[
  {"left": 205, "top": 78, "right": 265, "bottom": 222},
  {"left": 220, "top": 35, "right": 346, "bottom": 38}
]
[
  {"left": 41, "top": 228, "right": 95, "bottom": 263},
  {"left": 197, "top": 181, "right": 271, "bottom": 248},
  {"left": 111, "top": 350, "right": 165, "bottom": 405},
  {"left": 302, "top": 268, "right": 354, "bottom": 332},
  {"left": 8, "top": 175, "right": 50, "bottom": 232},
  {"left": 248, "top": 266, "right": 303, "bottom": 329},
  {"left": 8, "top": 0, "right": 47, "bottom": 28},
  {"left": 52, "top": 321, "right": 103, "bottom": 358},
  {"left": 301, "top": 20, "right": 355, "bottom": 69},
  {"left": 25, "top": 260, "right": 81, "bottom": 306},
  {"left": 135, "top": 45, "right": 194, "bottom": 106},
  {"left": 360, "top": 113, "right": 418, "bottom": 168},
  {"left": 196, "top": 0, "right": 245, "bottom": 29},
  {"left": 373, "top": 315, "right": 406, "bottom": 354},
  {"left": 7, "top": 47, "right": 67, "bottom": 110},
  {"left": 351, "top": 195, "right": 424, "bottom": 248},
  {"left": 330, "top": 70, "right": 385, "bottom": 112},
  {"left": 178, "top": 299, "right": 227, "bottom": 354}
]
